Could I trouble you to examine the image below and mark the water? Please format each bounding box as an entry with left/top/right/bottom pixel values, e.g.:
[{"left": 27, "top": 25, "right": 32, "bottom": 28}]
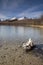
[{"left": 0, "top": 25, "right": 43, "bottom": 44}]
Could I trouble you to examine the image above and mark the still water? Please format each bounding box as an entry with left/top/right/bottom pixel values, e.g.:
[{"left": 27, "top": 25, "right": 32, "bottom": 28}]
[{"left": 0, "top": 26, "right": 43, "bottom": 44}]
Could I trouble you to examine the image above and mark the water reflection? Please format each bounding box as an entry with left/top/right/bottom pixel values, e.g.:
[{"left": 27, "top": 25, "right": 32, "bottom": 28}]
[{"left": 0, "top": 26, "right": 43, "bottom": 44}]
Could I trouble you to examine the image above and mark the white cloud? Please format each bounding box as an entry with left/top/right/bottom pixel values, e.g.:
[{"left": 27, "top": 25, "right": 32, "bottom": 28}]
[
  {"left": 18, "top": 11, "right": 43, "bottom": 18},
  {"left": 18, "top": 4, "right": 43, "bottom": 18},
  {"left": 28, "top": 11, "right": 43, "bottom": 18},
  {"left": 0, "top": 13, "right": 7, "bottom": 20}
]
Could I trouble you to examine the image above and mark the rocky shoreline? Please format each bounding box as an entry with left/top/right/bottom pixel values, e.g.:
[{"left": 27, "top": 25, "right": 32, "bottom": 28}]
[{"left": 0, "top": 42, "right": 43, "bottom": 65}]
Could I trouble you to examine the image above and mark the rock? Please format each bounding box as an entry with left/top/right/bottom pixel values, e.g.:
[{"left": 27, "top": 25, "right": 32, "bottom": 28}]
[
  {"left": 22, "top": 38, "right": 34, "bottom": 50},
  {"left": 15, "top": 48, "right": 17, "bottom": 51},
  {"left": 4, "top": 47, "right": 8, "bottom": 50}
]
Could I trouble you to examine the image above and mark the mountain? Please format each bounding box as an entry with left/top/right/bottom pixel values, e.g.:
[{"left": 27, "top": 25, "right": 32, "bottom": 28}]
[
  {"left": 10, "top": 17, "right": 17, "bottom": 20},
  {"left": 18, "top": 17, "right": 28, "bottom": 20}
]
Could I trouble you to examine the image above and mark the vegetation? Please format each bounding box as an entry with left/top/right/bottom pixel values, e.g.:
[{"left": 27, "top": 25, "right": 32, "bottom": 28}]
[{"left": 0, "top": 15, "right": 43, "bottom": 26}]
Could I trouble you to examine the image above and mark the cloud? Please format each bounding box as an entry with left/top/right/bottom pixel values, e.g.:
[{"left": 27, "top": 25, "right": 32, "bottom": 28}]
[
  {"left": 2, "top": 0, "right": 24, "bottom": 10},
  {"left": 18, "top": 4, "right": 43, "bottom": 18},
  {"left": 28, "top": 11, "right": 43, "bottom": 18},
  {"left": 19, "top": 11, "right": 43, "bottom": 18},
  {"left": 0, "top": 13, "right": 7, "bottom": 20},
  {"left": 0, "top": 1, "right": 43, "bottom": 19},
  {"left": 18, "top": 11, "right": 43, "bottom": 18}
]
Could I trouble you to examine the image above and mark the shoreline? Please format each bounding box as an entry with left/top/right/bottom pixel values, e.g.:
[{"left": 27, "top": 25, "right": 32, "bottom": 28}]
[
  {"left": 0, "top": 24, "right": 43, "bottom": 28},
  {"left": 0, "top": 19, "right": 43, "bottom": 28},
  {"left": 29, "top": 25, "right": 43, "bottom": 28},
  {"left": 0, "top": 42, "right": 43, "bottom": 65}
]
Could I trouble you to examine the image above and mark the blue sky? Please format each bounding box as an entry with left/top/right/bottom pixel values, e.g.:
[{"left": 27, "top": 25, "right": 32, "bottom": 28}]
[{"left": 0, "top": 0, "right": 43, "bottom": 20}]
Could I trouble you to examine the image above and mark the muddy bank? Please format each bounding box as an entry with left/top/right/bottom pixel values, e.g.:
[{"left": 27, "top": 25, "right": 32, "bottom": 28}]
[{"left": 0, "top": 42, "right": 43, "bottom": 65}]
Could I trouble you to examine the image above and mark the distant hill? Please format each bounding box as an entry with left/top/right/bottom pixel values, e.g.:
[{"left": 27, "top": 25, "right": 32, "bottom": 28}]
[{"left": 0, "top": 16, "right": 43, "bottom": 26}]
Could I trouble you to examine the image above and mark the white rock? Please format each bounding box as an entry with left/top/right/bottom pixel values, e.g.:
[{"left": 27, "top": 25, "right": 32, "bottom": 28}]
[{"left": 22, "top": 38, "right": 34, "bottom": 50}]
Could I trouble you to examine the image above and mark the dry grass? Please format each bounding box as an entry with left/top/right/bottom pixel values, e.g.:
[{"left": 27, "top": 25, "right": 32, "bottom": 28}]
[{"left": 0, "top": 19, "right": 43, "bottom": 28}]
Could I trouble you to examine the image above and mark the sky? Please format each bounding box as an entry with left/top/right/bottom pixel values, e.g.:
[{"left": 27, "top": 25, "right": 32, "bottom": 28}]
[{"left": 0, "top": 0, "right": 43, "bottom": 20}]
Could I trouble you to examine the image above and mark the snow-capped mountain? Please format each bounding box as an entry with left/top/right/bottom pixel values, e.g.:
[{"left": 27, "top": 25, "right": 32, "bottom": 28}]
[
  {"left": 10, "top": 17, "right": 17, "bottom": 20},
  {"left": 10, "top": 17, "right": 28, "bottom": 21},
  {"left": 18, "top": 17, "right": 27, "bottom": 20}
]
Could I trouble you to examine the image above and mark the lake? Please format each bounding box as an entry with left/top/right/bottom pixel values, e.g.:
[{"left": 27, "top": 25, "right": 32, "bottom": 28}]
[
  {"left": 0, "top": 25, "right": 43, "bottom": 44},
  {"left": 0, "top": 25, "right": 43, "bottom": 65}
]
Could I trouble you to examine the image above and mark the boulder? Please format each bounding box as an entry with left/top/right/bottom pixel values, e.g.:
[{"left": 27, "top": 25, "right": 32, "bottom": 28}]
[{"left": 22, "top": 38, "right": 34, "bottom": 50}]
